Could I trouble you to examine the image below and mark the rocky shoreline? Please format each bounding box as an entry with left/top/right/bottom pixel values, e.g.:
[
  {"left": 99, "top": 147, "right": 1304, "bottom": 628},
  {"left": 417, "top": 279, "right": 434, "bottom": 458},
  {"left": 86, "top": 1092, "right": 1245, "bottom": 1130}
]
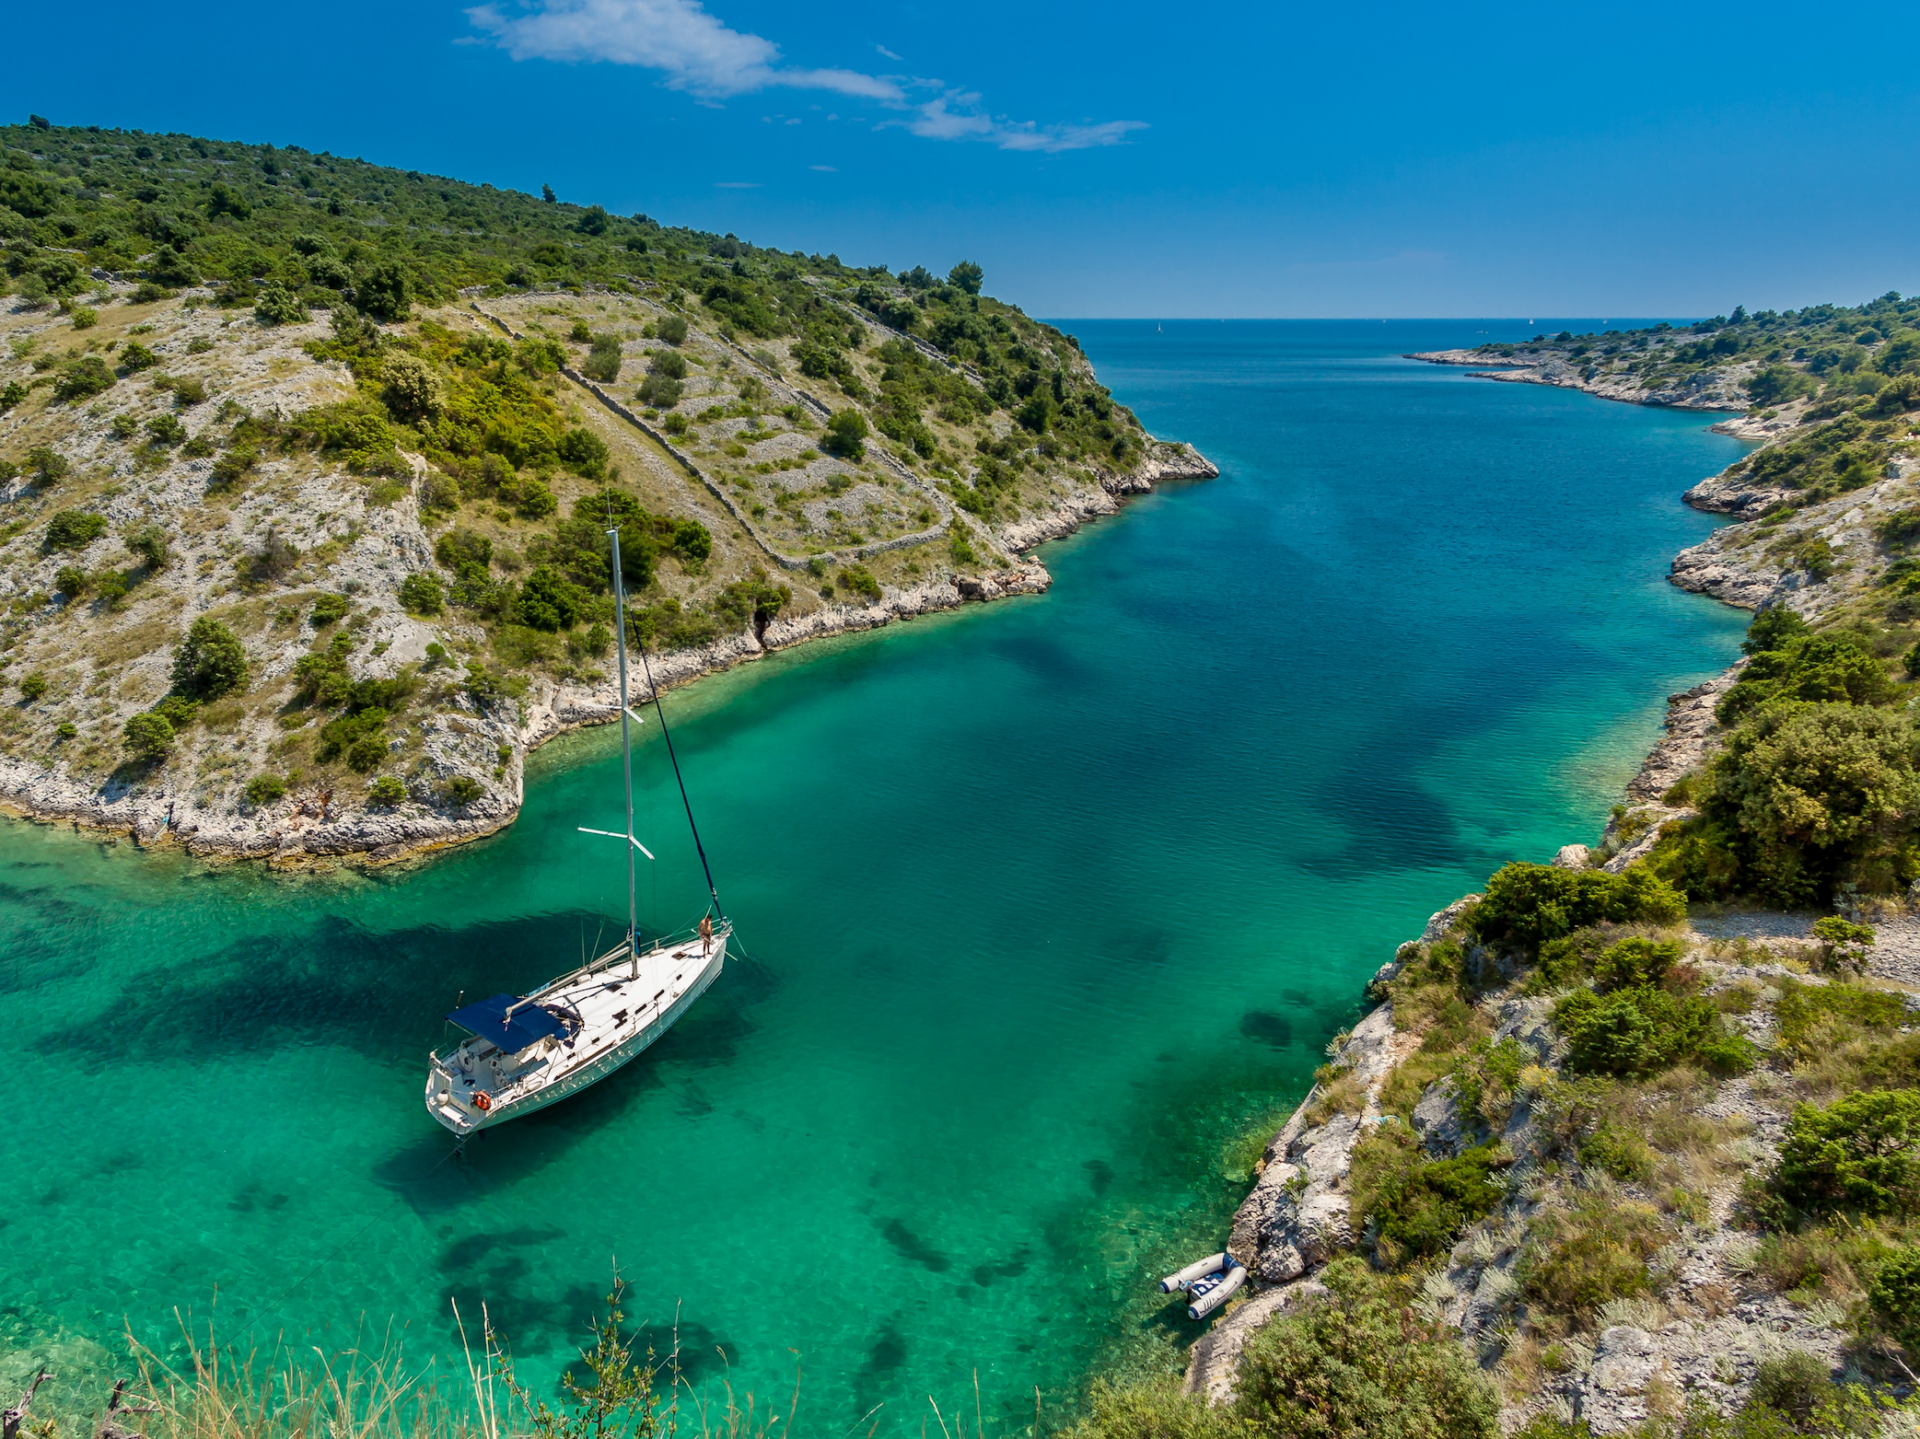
[
  {"left": 0, "top": 445, "right": 1213, "bottom": 869},
  {"left": 1407, "top": 346, "right": 1752, "bottom": 411},
  {"left": 1172, "top": 367, "right": 1920, "bottom": 1430}
]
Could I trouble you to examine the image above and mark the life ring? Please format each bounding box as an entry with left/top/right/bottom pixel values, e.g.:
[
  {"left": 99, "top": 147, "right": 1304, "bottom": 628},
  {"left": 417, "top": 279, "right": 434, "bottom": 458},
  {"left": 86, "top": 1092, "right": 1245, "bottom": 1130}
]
[{"left": 473, "top": 1091, "right": 492, "bottom": 1112}]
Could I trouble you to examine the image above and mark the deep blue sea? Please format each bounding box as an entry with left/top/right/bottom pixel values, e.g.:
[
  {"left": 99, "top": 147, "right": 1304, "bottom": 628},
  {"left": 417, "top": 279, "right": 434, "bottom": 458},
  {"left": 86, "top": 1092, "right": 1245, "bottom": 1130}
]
[{"left": 0, "top": 321, "right": 1750, "bottom": 1430}]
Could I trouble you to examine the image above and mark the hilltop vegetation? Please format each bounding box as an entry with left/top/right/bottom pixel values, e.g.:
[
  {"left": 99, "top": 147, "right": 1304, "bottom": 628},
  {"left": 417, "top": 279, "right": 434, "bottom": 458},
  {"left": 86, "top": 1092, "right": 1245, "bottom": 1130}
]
[
  {"left": 1469, "top": 296, "right": 1920, "bottom": 418},
  {"left": 0, "top": 118, "right": 1208, "bottom": 855}
]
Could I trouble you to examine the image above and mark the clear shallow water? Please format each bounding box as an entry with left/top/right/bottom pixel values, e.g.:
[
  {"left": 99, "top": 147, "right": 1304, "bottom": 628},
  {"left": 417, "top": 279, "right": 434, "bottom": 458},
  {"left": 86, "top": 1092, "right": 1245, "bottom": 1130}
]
[{"left": 4, "top": 322, "right": 1749, "bottom": 1428}]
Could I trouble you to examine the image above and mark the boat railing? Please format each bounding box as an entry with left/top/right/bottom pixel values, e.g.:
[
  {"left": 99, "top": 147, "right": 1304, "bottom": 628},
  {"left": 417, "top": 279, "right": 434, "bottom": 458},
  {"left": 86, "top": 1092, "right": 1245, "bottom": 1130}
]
[{"left": 535, "top": 920, "right": 732, "bottom": 995}]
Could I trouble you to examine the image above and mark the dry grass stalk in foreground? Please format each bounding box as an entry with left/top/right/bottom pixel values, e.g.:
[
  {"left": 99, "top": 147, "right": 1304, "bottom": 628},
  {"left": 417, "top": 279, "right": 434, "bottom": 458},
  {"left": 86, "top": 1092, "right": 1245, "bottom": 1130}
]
[{"left": 84, "top": 1280, "right": 803, "bottom": 1439}]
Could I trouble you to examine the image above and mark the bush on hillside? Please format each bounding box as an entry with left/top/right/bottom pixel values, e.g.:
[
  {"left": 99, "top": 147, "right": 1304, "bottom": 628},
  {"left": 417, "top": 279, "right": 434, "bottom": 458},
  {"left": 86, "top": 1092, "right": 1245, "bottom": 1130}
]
[
  {"left": 1467, "top": 862, "right": 1686, "bottom": 949},
  {"left": 1694, "top": 702, "right": 1920, "bottom": 907},
  {"left": 1553, "top": 984, "right": 1756, "bottom": 1078},
  {"left": 1351, "top": 1124, "right": 1506, "bottom": 1266},
  {"left": 171, "top": 617, "right": 249, "bottom": 700},
  {"left": 44, "top": 510, "right": 107, "bottom": 551},
  {"left": 1519, "top": 1191, "right": 1670, "bottom": 1325},
  {"left": 1774, "top": 1089, "right": 1920, "bottom": 1218}
]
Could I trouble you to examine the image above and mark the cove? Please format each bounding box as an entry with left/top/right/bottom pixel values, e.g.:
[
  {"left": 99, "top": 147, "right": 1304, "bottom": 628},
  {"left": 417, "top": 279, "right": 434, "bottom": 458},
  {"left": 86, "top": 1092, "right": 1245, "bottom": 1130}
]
[{"left": 2, "top": 320, "right": 1750, "bottom": 1431}]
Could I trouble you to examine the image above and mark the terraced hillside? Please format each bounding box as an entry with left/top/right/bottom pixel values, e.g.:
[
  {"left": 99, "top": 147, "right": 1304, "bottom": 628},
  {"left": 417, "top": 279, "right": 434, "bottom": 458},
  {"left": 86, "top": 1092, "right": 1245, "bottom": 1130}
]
[{"left": 0, "top": 121, "right": 1212, "bottom": 860}]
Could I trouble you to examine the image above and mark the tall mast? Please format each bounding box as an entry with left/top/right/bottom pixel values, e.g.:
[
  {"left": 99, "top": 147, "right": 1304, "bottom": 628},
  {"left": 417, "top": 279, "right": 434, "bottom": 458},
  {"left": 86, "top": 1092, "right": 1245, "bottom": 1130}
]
[{"left": 609, "top": 526, "right": 638, "bottom": 979}]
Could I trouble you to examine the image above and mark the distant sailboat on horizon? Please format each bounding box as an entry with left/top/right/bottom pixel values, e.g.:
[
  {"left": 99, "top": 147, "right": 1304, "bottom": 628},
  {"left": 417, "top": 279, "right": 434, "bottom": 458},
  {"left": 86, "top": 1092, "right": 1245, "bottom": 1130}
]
[{"left": 424, "top": 524, "right": 730, "bottom": 1137}]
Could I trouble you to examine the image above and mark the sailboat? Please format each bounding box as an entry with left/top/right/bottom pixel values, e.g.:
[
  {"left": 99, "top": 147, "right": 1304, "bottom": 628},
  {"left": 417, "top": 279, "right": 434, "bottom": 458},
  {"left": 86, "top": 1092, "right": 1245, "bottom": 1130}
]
[{"left": 424, "top": 525, "right": 731, "bottom": 1137}]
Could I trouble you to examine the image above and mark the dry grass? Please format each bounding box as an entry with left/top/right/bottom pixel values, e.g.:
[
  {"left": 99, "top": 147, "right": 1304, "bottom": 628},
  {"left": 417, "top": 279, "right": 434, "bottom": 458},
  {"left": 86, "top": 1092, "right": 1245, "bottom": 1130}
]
[
  {"left": 1304, "top": 1068, "right": 1366, "bottom": 1126},
  {"left": 87, "top": 1298, "right": 807, "bottom": 1439}
]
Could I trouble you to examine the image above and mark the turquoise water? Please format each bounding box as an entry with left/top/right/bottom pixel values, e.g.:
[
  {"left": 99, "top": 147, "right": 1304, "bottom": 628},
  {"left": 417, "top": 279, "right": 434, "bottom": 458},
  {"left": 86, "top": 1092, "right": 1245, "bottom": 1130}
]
[{"left": 3, "top": 322, "right": 1749, "bottom": 1430}]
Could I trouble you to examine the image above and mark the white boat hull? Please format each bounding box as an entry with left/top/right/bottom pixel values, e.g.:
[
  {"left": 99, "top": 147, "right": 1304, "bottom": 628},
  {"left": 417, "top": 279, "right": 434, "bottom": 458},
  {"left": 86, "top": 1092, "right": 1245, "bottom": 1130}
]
[{"left": 425, "top": 928, "right": 728, "bottom": 1137}]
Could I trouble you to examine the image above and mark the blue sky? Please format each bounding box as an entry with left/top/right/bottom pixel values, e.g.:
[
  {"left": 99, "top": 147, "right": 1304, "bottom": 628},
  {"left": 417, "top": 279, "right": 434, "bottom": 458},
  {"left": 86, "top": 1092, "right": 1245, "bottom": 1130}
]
[{"left": 15, "top": 0, "right": 1920, "bottom": 318}]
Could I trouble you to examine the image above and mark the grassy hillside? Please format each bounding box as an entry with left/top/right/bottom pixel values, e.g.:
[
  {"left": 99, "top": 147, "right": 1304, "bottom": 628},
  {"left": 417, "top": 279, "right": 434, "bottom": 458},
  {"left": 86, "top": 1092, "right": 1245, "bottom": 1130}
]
[{"left": 0, "top": 119, "right": 1204, "bottom": 850}]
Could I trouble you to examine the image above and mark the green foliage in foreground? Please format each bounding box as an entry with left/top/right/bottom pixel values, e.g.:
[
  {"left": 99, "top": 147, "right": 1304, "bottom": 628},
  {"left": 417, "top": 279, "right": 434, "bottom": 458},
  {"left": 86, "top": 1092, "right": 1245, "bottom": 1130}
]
[{"left": 1066, "top": 1259, "right": 1500, "bottom": 1439}]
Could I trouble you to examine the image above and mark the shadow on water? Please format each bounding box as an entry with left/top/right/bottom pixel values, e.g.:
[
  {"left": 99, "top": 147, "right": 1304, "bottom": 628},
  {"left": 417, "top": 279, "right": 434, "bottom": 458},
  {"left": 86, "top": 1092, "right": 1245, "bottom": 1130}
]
[{"left": 36, "top": 912, "right": 779, "bottom": 1076}]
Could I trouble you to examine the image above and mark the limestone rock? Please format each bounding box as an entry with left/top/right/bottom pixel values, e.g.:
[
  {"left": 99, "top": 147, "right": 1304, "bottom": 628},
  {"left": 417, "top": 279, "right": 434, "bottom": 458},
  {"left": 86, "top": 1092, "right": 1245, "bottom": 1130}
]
[{"left": 1553, "top": 843, "right": 1591, "bottom": 870}]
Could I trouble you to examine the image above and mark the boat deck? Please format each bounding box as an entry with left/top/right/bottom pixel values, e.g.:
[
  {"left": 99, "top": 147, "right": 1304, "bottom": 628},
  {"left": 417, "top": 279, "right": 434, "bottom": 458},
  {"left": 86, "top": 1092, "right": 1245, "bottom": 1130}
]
[{"left": 427, "top": 931, "right": 724, "bottom": 1132}]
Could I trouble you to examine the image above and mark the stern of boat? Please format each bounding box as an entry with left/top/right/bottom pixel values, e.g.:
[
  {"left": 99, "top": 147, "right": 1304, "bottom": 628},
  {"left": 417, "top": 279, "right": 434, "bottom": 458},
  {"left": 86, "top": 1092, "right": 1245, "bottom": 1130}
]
[{"left": 425, "top": 1046, "right": 491, "bottom": 1136}]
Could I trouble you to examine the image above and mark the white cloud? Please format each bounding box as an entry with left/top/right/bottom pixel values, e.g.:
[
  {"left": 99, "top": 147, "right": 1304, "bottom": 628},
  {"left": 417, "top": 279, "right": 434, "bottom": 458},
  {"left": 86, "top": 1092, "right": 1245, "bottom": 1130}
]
[
  {"left": 902, "top": 95, "right": 1146, "bottom": 153},
  {"left": 467, "top": 0, "right": 902, "bottom": 100},
  {"left": 466, "top": 0, "right": 1143, "bottom": 152},
  {"left": 809, "top": 164, "right": 838, "bottom": 172}
]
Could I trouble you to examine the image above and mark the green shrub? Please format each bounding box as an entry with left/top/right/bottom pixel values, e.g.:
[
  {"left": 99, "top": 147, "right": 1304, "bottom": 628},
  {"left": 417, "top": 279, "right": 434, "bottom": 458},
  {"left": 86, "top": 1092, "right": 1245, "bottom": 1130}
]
[
  {"left": 1697, "top": 702, "right": 1920, "bottom": 907},
  {"left": 398, "top": 572, "right": 445, "bottom": 615},
  {"left": 1776, "top": 1089, "right": 1920, "bottom": 1217},
  {"left": 837, "top": 564, "right": 882, "bottom": 602},
  {"left": 310, "top": 592, "right": 350, "bottom": 626},
  {"left": 1446, "top": 1036, "right": 1531, "bottom": 1128},
  {"left": 435, "top": 528, "right": 493, "bottom": 576},
  {"left": 1578, "top": 1121, "right": 1656, "bottom": 1184},
  {"left": 1469, "top": 862, "right": 1687, "bottom": 949},
  {"left": 147, "top": 413, "right": 187, "bottom": 446},
  {"left": 1350, "top": 1124, "right": 1506, "bottom": 1265},
  {"left": 823, "top": 409, "right": 868, "bottom": 459},
  {"left": 54, "top": 722, "right": 76, "bottom": 741},
  {"left": 151, "top": 694, "right": 200, "bottom": 731},
  {"left": 440, "top": 774, "right": 484, "bottom": 805},
  {"left": 1773, "top": 980, "right": 1909, "bottom": 1062},
  {"left": 126, "top": 523, "right": 169, "bottom": 570},
  {"left": 171, "top": 616, "right": 249, "bottom": 699},
  {"left": 368, "top": 776, "right": 407, "bottom": 808},
  {"left": 649, "top": 349, "right": 688, "bottom": 380},
  {"left": 26, "top": 446, "right": 69, "bottom": 485},
  {"left": 243, "top": 773, "right": 287, "bottom": 806},
  {"left": 583, "top": 335, "right": 623, "bottom": 383},
  {"left": 169, "top": 375, "right": 209, "bottom": 407},
  {"left": 208, "top": 444, "right": 258, "bottom": 493},
  {"left": 557, "top": 427, "right": 610, "bottom": 478},
  {"left": 122, "top": 711, "right": 174, "bottom": 763},
  {"left": 44, "top": 510, "right": 107, "bottom": 551},
  {"left": 254, "top": 282, "right": 307, "bottom": 326},
  {"left": 1812, "top": 916, "right": 1876, "bottom": 973},
  {"left": 1592, "top": 937, "right": 1684, "bottom": 991},
  {"left": 53, "top": 355, "right": 115, "bottom": 401},
  {"left": 516, "top": 565, "right": 586, "bottom": 631},
  {"left": 1519, "top": 1192, "right": 1669, "bottom": 1324},
  {"left": 119, "top": 341, "right": 157, "bottom": 372},
  {"left": 636, "top": 373, "right": 683, "bottom": 409},
  {"left": 17, "top": 672, "right": 48, "bottom": 702},
  {"left": 1715, "top": 633, "right": 1899, "bottom": 724},
  {"left": 54, "top": 565, "right": 88, "bottom": 597},
  {"left": 1233, "top": 1257, "right": 1501, "bottom": 1439},
  {"left": 68, "top": 305, "right": 97, "bottom": 330},
  {"left": 316, "top": 707, "right": 389, "bottom": 771},
  {"left": 1061, "top": 1380, "right": 1244, "bottom": 1439},
  {"left": 656, "top": 315, "right": 687, "bottom": 346},
  {"left": 1554, "top": 984, "right": 1755, "bottom": 1078}
]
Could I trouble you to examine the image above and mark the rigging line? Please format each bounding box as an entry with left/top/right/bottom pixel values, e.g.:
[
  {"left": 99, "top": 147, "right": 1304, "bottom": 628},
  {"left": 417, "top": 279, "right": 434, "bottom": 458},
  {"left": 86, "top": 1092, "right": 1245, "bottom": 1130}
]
[{"left": 631, "top": 635, "right": 723, "bottom": 919}]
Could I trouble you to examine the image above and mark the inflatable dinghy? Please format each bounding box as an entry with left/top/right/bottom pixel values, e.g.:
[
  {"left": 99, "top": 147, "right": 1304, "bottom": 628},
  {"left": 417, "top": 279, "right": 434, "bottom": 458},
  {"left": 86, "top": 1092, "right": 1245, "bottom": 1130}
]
[{"left": 1157, "top": 1251, "right": 1248, "bottom": 1319}]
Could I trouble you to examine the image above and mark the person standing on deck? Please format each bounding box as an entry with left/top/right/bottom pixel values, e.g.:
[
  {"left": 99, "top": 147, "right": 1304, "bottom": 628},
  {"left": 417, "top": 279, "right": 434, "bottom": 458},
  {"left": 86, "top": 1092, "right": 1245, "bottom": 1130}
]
[{"left": 699, "top": 914, "right": 713, "bottom": 955}]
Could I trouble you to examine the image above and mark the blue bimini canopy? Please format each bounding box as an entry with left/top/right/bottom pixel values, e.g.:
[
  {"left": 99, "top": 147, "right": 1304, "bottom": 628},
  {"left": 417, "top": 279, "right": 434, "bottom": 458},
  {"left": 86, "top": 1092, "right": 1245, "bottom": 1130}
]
[{"left": 447, "top": 994, "right": 566, "bottom": 1052}]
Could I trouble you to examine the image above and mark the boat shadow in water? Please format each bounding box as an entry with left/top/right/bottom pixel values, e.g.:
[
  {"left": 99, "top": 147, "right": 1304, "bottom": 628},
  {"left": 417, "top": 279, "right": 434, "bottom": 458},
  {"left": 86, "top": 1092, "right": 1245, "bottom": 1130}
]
[
  {"left": 427, "top": 1223, "right": 747, "bottom": 1386},
  {"left": 370, "top": 954, "right": 779, "bottom": 1202},
  {"left": 34, "top": 912, "right": 777, "bottom": 1073}
]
